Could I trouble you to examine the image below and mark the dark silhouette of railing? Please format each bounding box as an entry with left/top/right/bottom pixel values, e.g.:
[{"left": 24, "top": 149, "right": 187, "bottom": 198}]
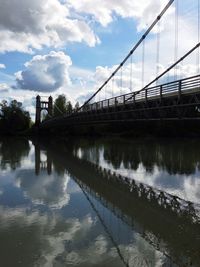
[
  {"left": 40, "top": 74, "right": 200, "bottom": 129},
  {"left": 77, "top": 159, "right": 200, "bottom": 222},
  {"left": 81, "top": 75, "right": 200, "bottom": 112}
]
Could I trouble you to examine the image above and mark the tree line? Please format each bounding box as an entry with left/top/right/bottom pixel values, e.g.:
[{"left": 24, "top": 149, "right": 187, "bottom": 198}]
[
  {"left": 52, "top": 94, "right": 79, "bottom": 117},
  {"left": 0, "top": 100, "right": 31, "bottom": 134},
  {"left": 0, "top": 95, "right": 80, "bottom": 134}
]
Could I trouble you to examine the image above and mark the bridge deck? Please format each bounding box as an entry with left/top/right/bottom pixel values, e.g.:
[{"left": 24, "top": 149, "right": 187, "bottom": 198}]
[{"left": 40, "top": 75, "right": 200, "bottom": 128}]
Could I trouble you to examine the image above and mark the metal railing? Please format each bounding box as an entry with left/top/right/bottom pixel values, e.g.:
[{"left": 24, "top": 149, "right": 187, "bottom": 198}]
[{"left": 79, "top": 75, "right": 200, "bottom": 113}]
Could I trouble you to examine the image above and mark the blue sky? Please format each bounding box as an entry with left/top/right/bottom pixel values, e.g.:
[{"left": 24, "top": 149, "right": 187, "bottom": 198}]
[
  {"left": 0, "top": 0, "right": 199, "bottom": 118},
  {"left": 0, "top": 16, "right": 139, "bottom": 75}
]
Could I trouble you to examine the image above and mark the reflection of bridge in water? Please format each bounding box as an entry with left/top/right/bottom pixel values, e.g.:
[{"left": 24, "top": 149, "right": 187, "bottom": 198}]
[
  {"left": 35, "top": 144, "right": 52, "bottom": 175},
  {"left": 34, "top": 141, "right": 200, "bottom": 266}
]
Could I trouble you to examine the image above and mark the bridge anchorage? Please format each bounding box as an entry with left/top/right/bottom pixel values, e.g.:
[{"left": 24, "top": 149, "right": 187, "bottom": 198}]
[{"left": 35, "top": 95, "right": 53, "bottom": 126}]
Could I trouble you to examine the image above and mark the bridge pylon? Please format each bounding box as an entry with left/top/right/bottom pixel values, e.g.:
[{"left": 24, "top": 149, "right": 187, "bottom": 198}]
[{"left": 35, "top": 95, "right": 53, "bottom": 125}]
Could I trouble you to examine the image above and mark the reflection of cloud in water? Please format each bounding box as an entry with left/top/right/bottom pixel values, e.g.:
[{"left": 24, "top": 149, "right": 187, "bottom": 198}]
[
  {"left": 0, "top": 204, "right": 172, "bottom": 266},
  {"left": 48, "top": 228, "right": 167, "bottom": 267},
  {"left": 16, "top": 170, "right": 70, "bottom": 209},
  {"left": 0, "top": 206, "right": 95, "bottom": 267}
]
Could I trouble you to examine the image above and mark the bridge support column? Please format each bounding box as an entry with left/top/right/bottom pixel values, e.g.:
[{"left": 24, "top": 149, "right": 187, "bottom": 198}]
[
  {"left": 35, "top": 95, "right": 53, "bottom": 125},
  {"left": 145, "top": 89, "right": 148, "bottom": 105},
  {"left": 35, "top": 95, "right": 41, "bottom": 126},
  {"left": 160, "top": 85, "right": 163, "bottom": 103},
  {"left": 48, "top": 96, "right": 53, "bottom": 117},
  {"left": 178, "top": 80, "right": 182, "bottom": 102}
]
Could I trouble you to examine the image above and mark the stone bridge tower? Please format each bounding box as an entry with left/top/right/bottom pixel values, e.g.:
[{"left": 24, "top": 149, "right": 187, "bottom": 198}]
[{"left": 35, "top": 95, "right": 53, "bottom": 125}]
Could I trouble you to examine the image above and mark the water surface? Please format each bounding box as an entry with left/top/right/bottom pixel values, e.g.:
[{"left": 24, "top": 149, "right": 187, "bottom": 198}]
[{"left": 0, "top": 137, "right": 199, "bottom": 267}]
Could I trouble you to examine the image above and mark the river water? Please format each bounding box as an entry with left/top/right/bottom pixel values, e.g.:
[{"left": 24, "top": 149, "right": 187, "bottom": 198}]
[{"left": 0, "top": 137, "right": 199, "bottom": 267}]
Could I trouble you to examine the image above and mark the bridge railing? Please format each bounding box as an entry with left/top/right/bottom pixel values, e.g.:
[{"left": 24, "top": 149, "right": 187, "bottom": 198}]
[{"left": 78, "top": 75, "right": 200, "bottom": 113}]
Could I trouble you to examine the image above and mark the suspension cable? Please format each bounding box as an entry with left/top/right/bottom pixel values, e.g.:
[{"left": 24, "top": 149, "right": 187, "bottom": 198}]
[
  {"left": 156, "top": 20, "right": 160, "bottom": 84},
  {"left": 120, "top": 66, "right": 123, "bottom": 95},
  {"left": 174, "top": 0, "right": 179, "bottom": 79},
  {"left": 53, "top": 102, "right": 64, "bottom": 115},
  {"left": 130, "top": 55, "right": 133, "bottom": 92},
  {"left": 197, "top": 0, "right": 200, "bottom": 73},
  {"left": 125, "top": 42, "right": 200, "bottom": 102},
  {"left": 112, "top": 76, "right": 114, "bottom": 97},
  {"left": 142, "top": 39, "right": 145, "bottom": 88},
  {"left": 77, "top": 0, "right": 175, "bottom": 112}
]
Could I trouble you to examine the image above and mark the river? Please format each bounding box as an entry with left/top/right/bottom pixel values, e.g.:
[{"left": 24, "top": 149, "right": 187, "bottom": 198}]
[{"left": 0, "top": 137, "right": 199, "bottom": 267}]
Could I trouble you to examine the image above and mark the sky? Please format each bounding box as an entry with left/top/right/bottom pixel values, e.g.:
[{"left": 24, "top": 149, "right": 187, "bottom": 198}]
[{"left": 0, "top": 0, "right": 199, "bottom": 119}]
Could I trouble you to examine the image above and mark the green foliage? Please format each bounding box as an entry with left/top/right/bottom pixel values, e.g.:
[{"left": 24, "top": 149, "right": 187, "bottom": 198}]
[
  {"left": 53, "top": 94, "right": 73, "bottom": 117},
  {"left": 53, "top": 94, "right": 67, "bottom": 117},
  {"left": 0, "top": 99, "right": 31, "bottom": 134},
  {"left": 74, "top": 102, "right": 80, "bottom": 110},
  {"left": 66, "top": 101, "right": 73, "bottom": 113}
]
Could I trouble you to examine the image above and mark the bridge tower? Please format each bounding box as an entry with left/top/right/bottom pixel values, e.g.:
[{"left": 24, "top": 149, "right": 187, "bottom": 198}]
[{"left": 35, "top": 95, "right": 53, "bottom": 125}]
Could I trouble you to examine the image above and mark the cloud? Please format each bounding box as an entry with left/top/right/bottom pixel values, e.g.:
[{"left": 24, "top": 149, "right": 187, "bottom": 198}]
[
  {"left": 0, "top": 0, "right": 99, "bottom": 53},
  {"left": 0, "top": 83, "right": 9, "bottom": 92},
  {"left": 15, "top": 51, "right": 72, "bottom": 92},
  {"left": 0, "top": 64, "right": 5, "bottom": 69},
  {"left": 0, "top": 83, "right": 9, "bottom": 95},
  {"left": 67, "top": 0, "right": 169, "bottom": 29}
]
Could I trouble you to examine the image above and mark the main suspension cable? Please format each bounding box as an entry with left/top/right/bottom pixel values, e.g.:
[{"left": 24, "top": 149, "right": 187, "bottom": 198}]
[{"left": 77, "top": 0, "right": 175, "bottom": 112}]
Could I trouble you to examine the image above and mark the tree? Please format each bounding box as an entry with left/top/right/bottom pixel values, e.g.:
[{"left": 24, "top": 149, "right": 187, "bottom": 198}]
[
  {"left": 74, "top": 102, "right": 80, "bottom": 110},
  {"left": 53, "top": 95, "right": 74, "bottom": 116},
  {"left": 0, "top": 99, "right": 31, "bottom": 134},
  {"left": 53, "top": 95, "right": 67, "bottom": 117},
  {"left": 66, "top": 101, "right": 73, "bottom": 113}
]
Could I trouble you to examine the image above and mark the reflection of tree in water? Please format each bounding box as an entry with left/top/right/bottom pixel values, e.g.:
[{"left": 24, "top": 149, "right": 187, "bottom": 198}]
[
  {"left": 48, "top": 138, "right": 200, "bottom": 175},
  {"left": 0, "top": 138, "right": 30, "bottom": 170},
  {"left": 73, "top": 139, "right": 101, "bottom": 166},
  {"left": 99, "top": 139, "right": 200, "bottom": 175}
]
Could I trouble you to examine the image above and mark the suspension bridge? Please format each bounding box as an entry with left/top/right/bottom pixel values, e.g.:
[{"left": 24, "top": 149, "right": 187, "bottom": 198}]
[{"left": 36, "top": 0, "right": 200, "bottom": 133}]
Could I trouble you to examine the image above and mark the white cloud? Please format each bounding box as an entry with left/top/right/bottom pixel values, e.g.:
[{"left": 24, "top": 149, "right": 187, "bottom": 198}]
[
  {"left": 15, "top": 51, "right": 72, "bottom": 92},
  {"left": 0, "top": 83, "right": 9, "bottom": 92},
  {"left": 0, "top": 64, "right": 5, "bottom": 69},
  {"left": 67, "top": 0, "right": 169, "bottom": 29},
  {"left": 0, "top": 0, "right": 99, "bottom": 53}
]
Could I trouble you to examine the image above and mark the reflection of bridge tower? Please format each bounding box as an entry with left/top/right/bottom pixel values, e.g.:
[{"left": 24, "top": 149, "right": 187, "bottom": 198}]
[
  {"left": 35, "top": 95, "right": 53, "bottom": 125},
  {"left": 35, "top": 144, "right": 52, "bottom": 175}
]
